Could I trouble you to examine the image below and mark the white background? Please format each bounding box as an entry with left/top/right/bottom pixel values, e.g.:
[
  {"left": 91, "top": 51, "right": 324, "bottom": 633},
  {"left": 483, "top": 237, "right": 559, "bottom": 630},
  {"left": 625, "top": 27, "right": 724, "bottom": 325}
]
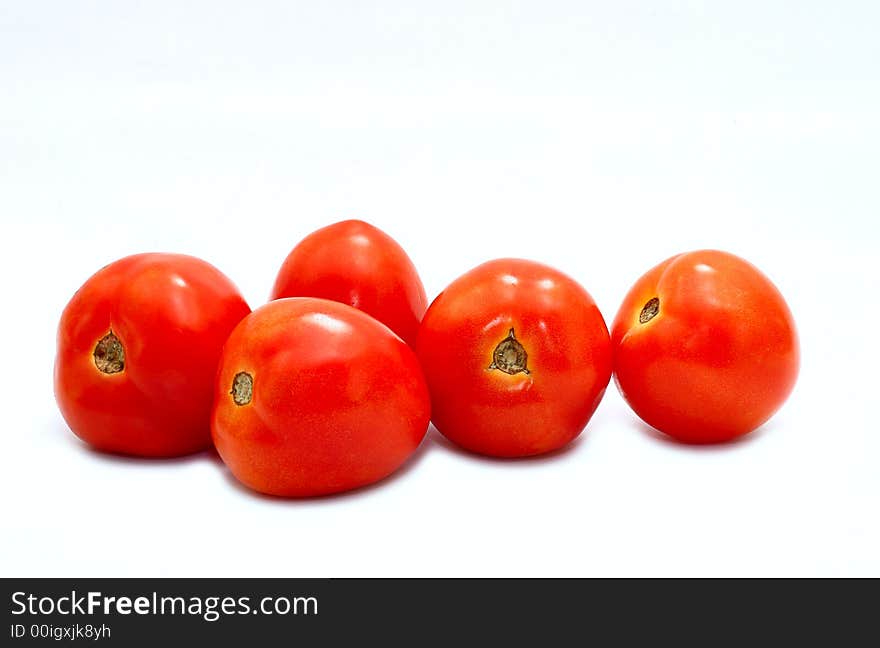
[{"left": 2, "top": 1, "right": 878, "bottom": 577}]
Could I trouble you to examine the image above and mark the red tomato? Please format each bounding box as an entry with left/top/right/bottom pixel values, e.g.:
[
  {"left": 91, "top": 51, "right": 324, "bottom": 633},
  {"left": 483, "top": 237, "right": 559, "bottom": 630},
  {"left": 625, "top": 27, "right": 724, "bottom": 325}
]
[
  {"left": 211, "top": 297, "right": 430, "bottom": 497},
  {"left": 416, "top": 259, "right": 612, "bottom": 458},
  {"left": 54, "top": 253, "right": 250, "bottom": 457},
  {"left": 270, "top": 220, "right": 427, "bottom": 346},
  {"left": 611, "top": 250, "right": 799, "bottom": 444}
]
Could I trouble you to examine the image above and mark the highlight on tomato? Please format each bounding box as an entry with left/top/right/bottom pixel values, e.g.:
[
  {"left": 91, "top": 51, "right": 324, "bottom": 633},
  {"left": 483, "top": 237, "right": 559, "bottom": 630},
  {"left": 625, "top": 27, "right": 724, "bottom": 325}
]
[
  {"left": 416, "top": 258, "right": 612, "bottom": 458},
  {"left": 270, "top": 219, "right": 427, "bottom": 347},
  {"left": 211, "top": 297, "right": 431, "bottom": 497},
  {"left": 54, "top": 253, "right": 251, "bottom": 457},
  {"left": 611, "top": 249, "right": 799, "bottom": 444}
]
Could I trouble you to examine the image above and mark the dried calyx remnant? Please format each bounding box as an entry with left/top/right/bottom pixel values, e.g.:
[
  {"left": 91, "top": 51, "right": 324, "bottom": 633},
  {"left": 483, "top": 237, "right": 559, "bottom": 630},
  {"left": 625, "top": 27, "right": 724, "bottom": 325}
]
[
  {"left": 94, "top": 332, "right": 125, "bottom": 374},
  {"left": 639, "top": 297, "right": 660, "bottom": 324},
  {"left": 231, "top": 372, "right": 253, "bottom": 406},
  {"left": 489, "top": 328, "right": 530, "bottom": 375}
]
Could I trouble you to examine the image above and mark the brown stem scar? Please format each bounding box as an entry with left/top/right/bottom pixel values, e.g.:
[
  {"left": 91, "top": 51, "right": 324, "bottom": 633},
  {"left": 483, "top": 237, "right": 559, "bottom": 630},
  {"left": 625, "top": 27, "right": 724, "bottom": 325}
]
[
  {"left": 94, "top": 332, "right": 125, "bottom": 374},
  {"left": 488, "top": 328, "right": 530, "bottom": 375},
  {"left": 231, "top": 372, "right": 253, "bottom": 406},
  {"left": 639, "top": 297, "right": 660, "bottom": 323}
]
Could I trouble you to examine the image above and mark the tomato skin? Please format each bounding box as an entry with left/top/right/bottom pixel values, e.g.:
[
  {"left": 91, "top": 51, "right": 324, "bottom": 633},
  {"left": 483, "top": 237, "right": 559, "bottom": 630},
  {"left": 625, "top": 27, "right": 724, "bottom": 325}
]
[
  {"left": 211, "top": 297, "right": 430, "bottom": 497},
  {"left": 270, "top": 220, "right": 427, "bottom": 347},
  {"left": 54, "top": 253, "right": 251, "bottom": 457},
  {"left": 611, "top": 250, "right": 799, "bottom": 444},
  {"left": 416, "top": 259, "right": 612, "bottom": 458}
]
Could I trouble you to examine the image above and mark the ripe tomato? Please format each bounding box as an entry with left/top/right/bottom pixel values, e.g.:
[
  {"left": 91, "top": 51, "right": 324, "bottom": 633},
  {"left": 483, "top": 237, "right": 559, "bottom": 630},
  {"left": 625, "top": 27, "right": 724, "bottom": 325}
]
[
  {"left": 416, "top": 259, "right": 612, "bottom": 458},
  {"left": 55, "top": 253, "right": 250, "bottom": 457},
  {"left": 211, "top": 297, "right": 431, "bottom": 497},
  {"left": 611, "top": 250, "right": 799, "bottom": 444},
  {"left": 270, "top": 220, "right": 427, "bottom": 346}
]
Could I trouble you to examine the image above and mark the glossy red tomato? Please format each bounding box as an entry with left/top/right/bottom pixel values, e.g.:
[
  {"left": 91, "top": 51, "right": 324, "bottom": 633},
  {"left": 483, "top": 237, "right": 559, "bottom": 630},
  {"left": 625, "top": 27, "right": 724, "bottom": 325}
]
[
  {"left": 55, "top": 253, "right": 250, "bottom": 457},
  {"left": 270, "top": 220, "right": 427, "bottom": 346},
  {"left": 211, "top": 297, "right": 431, "bottom": 497},
  {"left": 611, "top": 250, "right": 799, "bottom": 444},
  {"left": 416, "top": 259, "right": 612, "bottom": 458}
]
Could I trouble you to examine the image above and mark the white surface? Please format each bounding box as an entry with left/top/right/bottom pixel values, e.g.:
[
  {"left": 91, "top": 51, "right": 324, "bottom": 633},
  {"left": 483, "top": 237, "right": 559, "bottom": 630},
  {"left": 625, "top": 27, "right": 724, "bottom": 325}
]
[{"left": 1, "top": 1, "right": 878, "bottom": 577}]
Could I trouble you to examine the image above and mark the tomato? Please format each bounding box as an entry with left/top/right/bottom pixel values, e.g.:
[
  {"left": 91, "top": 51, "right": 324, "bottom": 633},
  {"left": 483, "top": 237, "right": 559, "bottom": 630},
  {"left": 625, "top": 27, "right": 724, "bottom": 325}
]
[
  {"left": 54, "top": 253, "right": 251, "bottom": 457},
  {"left": 611, "top": 250, "right": 799, "bottom": 444},
  {"left": 211, "top": 297, "right": 431, "bottom": 497},
  {"left": 270, "top": 220, "right": 427, "bottom": 347},
  {"left": 416, "top": 258, "right": 612, "bottom": 458}
]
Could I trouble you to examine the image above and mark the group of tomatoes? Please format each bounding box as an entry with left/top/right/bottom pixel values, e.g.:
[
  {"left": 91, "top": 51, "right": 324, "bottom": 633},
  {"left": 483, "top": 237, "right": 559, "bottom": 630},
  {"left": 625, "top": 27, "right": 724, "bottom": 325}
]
[{"left": 54, "top": 220, "right": 799, "bottom": 497}]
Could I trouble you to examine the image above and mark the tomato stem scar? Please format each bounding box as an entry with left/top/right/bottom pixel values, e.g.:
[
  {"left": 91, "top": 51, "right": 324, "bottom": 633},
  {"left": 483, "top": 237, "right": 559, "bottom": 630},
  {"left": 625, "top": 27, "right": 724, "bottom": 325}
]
[
  {"left": 231, "top": 372, "right": 253, "bottom": 406},
  {"left": 488, "top": 328, "right": 530, "bottom": 375},
  {"left": 639, "top": 297, "right": 660, "bottom": 324},
  {"left": 94, "top": 332, "right": 125, "bottom": 374}
]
